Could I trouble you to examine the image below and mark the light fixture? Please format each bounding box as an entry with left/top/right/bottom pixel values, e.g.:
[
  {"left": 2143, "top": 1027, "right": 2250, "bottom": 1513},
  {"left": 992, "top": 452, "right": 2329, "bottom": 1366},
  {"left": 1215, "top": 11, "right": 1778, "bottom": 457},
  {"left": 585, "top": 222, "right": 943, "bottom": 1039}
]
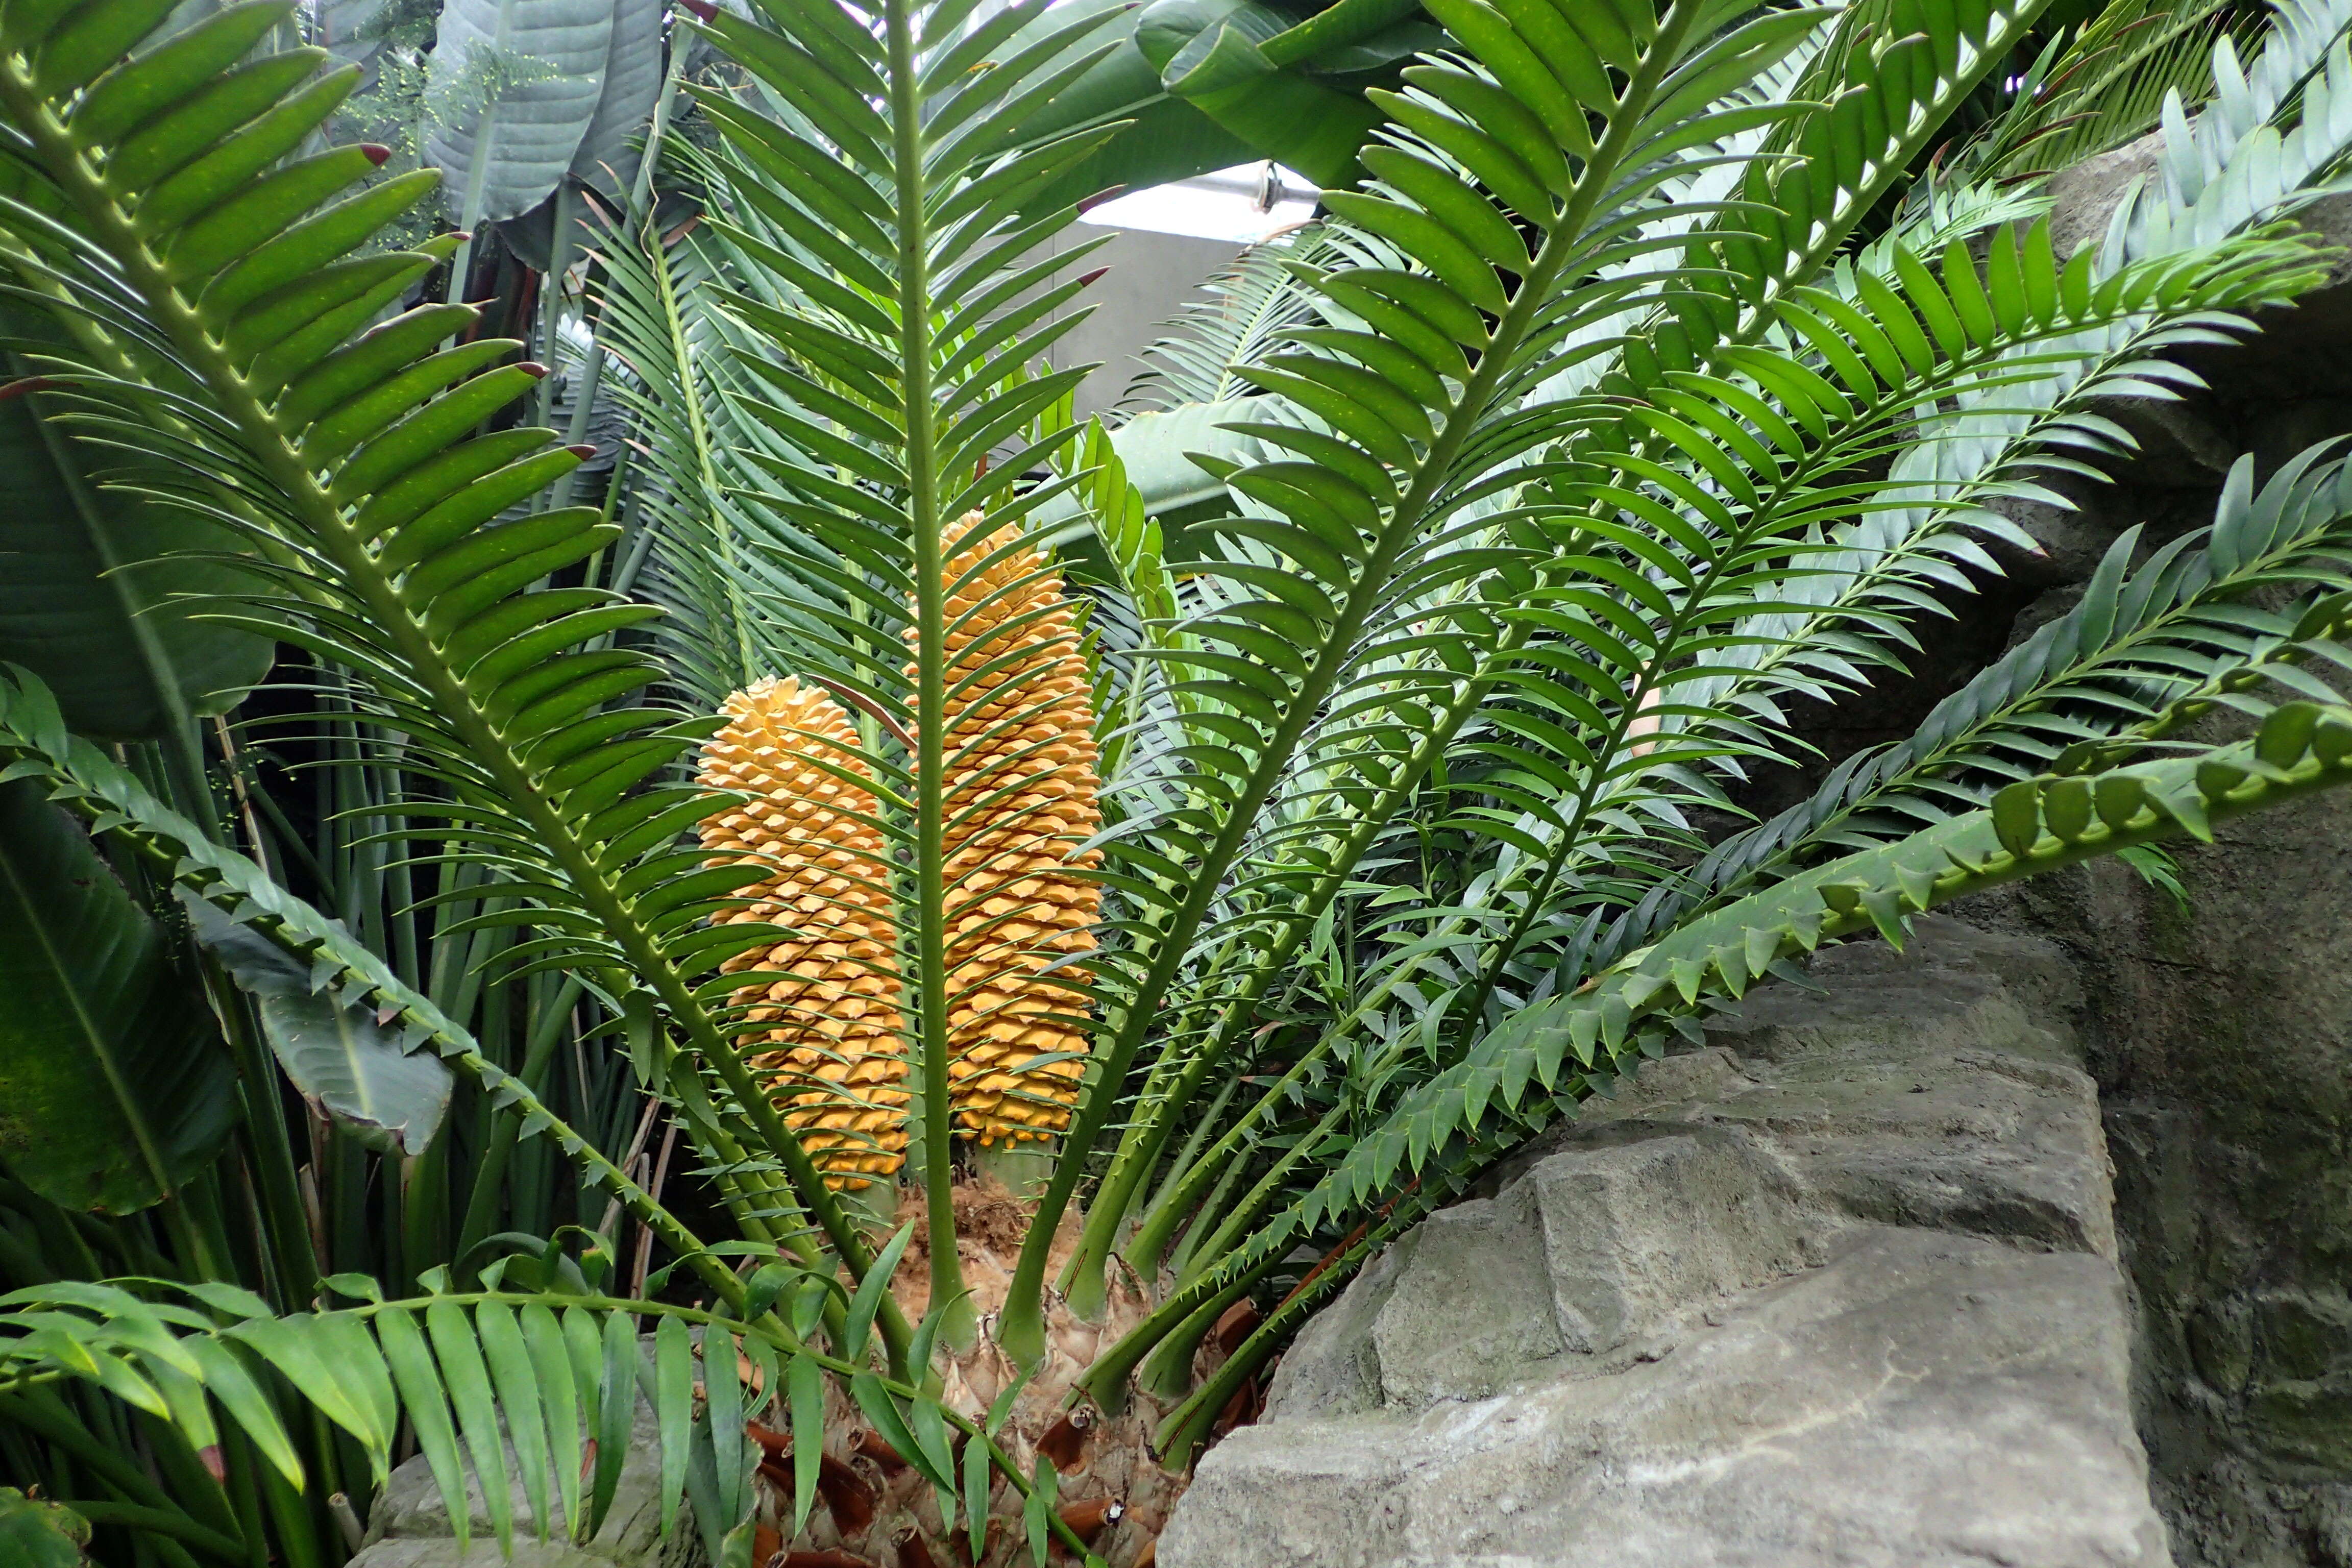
[{"left": 1079, "top": 161, "right": 1319, "bottom": 244}]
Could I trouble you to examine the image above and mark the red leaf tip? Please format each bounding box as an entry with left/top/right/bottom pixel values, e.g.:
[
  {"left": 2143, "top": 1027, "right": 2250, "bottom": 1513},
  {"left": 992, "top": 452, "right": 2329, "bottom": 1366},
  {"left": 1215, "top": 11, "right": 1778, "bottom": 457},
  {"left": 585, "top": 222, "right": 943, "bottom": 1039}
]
[
  {"left": 566, "top": 443, "right": 597, "bottom": 460},
  {"left": 679, "top": 0, "right": 718, "bottom": 19},
  {"left": 1076, "top": 266, "right": 1110, "bottom": 287},
  {"left": 0, "top": 376, "right": 59, "bottom": 402},
  {"left": 360, "top": 143, "right": 391, "bottom": 167},
  {"left": 1077, "top": 185, "right": 1129, "bottom": 214},
  {"left": 518, "top": 361, "right": 549, "bottom": 378}
]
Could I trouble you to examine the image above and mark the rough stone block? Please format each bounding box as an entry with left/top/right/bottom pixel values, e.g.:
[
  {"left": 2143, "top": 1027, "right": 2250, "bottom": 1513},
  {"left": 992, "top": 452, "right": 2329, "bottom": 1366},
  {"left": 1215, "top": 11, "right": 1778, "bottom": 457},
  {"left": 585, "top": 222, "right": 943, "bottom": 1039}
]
[
  {"left": 1173, "top": 1232, "right": 2168, "bottom": 1568},
  {"left": 1168, "top": 920, "right": 2167, "bottom": 1567},
  {"left": 1370, "top": 1185, "right": 1569, "bottom": 1405},
  {"left": 1527, "top": 1128, "right": 1818, "bottom": 1356}
]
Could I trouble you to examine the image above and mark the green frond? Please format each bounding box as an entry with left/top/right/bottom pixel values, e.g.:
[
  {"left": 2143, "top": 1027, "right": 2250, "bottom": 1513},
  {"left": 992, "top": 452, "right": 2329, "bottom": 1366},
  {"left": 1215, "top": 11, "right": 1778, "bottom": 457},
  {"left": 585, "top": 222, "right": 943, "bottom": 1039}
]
[
  {"left": 1971, "top": 0, "right": 2246, "bottom": 178},
  {"left": 1672, "top": 445, "right": 2352, "bottom": 937},
  {"left": 1303, "top": 694, "right": 2352, "bottom": 1221},
  {"left": 0, "top": 1277, "right": 753, "bottom": 1557},
  {"left": 1081, "top": 0, "right": 2352, "bottom": 1362},
  {"left": 0, "top": 1255, "right": 1099, "bottom": 1564},
  {"left": 1058, "top": 0, "right": 2148, "bottom": 1322}
]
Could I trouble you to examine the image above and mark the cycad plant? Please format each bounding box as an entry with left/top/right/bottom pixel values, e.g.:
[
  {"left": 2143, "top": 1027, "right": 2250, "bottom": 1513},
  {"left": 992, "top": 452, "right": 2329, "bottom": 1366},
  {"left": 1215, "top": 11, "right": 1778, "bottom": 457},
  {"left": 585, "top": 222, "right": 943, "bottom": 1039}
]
[{"left": 12, "top": 0, "right": 2352, "bottom": 1564}]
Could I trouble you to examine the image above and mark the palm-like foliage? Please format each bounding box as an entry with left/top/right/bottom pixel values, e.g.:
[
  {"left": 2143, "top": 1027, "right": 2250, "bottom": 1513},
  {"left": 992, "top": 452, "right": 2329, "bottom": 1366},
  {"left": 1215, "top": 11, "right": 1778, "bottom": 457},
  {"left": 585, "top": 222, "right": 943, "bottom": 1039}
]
[
  {"left": 12, "top": 0, "right": 2352, "bottom": 1562},
  {"left": 1963, "top": 0, "right": 2251, "bottom": 179}
]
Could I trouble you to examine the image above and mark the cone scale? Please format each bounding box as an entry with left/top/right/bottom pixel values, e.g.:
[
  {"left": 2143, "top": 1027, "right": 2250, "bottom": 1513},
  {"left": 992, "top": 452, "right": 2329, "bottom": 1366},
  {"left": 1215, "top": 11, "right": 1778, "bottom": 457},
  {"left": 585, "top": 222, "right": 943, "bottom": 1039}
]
[
  {"left": 697, "top": 677, "right": 910, "bottom": 1189},
  {"left": 697, "top": 514, "right": 1104, "bottom": 1182},
  {"left": 919, "top": 511, "right": 1106, "bottom": 1146}
]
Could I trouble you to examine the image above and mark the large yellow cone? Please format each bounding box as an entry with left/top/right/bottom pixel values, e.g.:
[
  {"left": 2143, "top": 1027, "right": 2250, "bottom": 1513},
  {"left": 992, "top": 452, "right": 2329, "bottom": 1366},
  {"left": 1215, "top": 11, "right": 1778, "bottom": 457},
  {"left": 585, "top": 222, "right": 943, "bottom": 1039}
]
[
  {"left": 698, "top": 677, "right": 909, "bottom": 1188},
  {"left": 913, "top": 512, "right": 1105, "bottom": 1145}
]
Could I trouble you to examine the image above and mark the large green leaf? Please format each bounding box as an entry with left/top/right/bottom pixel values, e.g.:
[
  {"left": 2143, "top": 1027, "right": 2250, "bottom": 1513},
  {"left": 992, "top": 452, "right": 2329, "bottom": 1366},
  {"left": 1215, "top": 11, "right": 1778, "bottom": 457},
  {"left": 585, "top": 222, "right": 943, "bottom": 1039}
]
[
  {"left": 1032, "top": 95, "right": 1258, "bottom": 211},
  {"left": 182, "top": 891, "right": 453, "bottom": 1156},
  {"left": 1009, "top": 0, "right": 1405, "bottom": 207},
  {"left": 0, "top": 779, "right": 233, "bottom": 1214},
  {"left": 0, "top": 351, "right": 272, "bottom": 740},
  {"left": 1157, "top": 15, "right": 1382, "bottom": 184},
  {"left": 425, "top": 0, "right": 654, "bottom": 224},
  {"left": 570, "top": 0, "right": 665, "bottom": 201}
]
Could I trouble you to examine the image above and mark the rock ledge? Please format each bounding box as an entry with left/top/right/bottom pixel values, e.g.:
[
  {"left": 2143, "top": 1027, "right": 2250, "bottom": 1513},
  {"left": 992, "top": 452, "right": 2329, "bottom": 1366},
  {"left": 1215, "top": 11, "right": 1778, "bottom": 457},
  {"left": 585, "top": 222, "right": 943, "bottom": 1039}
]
[{"left": 1164, "top": 918, "right": 2171, "bottom": 1568}]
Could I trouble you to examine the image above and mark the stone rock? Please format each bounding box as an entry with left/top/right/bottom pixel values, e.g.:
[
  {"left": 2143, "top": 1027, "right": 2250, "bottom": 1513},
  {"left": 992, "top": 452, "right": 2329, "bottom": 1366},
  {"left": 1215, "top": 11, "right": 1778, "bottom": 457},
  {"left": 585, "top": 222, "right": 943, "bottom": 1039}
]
[
  {"left": 1975, "top": 107, "right": 2352, "bottom": 1565},
  {"left": 2044, "top": 132, "right": 2162, "bottom": 259},
  {"left": 1968, "top": 783, "right": 2352, "bottom": 1566},
  {"left": 347, "top": 1545, "right": 621, "bottom": 1568},
  {"left": 1184, "top": 1232, "right": 2161, "bottom": 1568},
  {"left": 349, "top": 1380, "right": 698, "bottom": 1568},
  {"left": 1167, "top": 920, "right": 2169, "bottom": 1567}
]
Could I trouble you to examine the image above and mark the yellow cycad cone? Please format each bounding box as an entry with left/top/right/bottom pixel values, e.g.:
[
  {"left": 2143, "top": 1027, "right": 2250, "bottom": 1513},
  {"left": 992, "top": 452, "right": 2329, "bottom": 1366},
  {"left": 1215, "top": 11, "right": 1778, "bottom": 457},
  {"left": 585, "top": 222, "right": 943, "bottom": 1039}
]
[
  {"left": 911, "top": 511, "right": 1105, "bottom": 1145},
  {"left": 698, "top": 677, "right": 909, "bottom": 1188}
]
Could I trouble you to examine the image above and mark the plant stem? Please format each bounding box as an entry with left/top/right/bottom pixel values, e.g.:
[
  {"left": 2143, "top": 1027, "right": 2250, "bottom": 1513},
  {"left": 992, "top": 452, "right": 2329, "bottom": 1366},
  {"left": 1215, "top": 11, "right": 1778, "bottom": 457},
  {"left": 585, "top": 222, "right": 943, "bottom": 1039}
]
[
  {"left": 880, "top": 0, "right": 974, "bottom": 1355},
  {"left": 454, "top": 976, "right": 584, "bottom": 1261}
]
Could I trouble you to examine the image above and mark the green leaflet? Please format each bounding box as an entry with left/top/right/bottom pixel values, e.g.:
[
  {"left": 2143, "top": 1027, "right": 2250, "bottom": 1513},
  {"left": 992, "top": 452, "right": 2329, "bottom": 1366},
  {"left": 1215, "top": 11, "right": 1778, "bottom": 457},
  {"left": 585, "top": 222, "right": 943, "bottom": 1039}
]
[
  {"left": 987, "top": 0, "right": 1415, "bottom": 209},
  {"left": 0, "top": 1489, "right": 88, "bottom": 1568},
  {"left": 0, "top": 778, "right": 233, "bottom": 1215}
]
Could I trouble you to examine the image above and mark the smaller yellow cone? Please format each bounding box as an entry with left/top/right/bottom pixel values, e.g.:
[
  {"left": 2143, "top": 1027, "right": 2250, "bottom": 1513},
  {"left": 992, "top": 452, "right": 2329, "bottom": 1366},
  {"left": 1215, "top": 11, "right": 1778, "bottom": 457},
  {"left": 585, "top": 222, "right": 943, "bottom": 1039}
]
[{"left": 698, "top": 677, "right": 909, "bottom": 1188}]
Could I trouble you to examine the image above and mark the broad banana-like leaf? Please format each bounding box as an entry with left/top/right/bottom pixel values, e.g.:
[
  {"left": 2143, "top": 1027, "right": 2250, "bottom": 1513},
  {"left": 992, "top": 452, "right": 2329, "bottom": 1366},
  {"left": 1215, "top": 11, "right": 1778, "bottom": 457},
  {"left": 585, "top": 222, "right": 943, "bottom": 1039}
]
[
  {"left": 182, "top": 892, "right": 453, "bottom": 1156},
  {"left": 1143, "top": 6, "right": 1382, "bottom": 184},
  {"left": 0, "top": 350, "right": 272, "bottom": 740},
  {"left": 570, "top": 0, "right": 664, "bottom": 199},
  {"left": 1043, "top": 95, "right": 1258, "bottom": 209},
  {"left": 0, "top": 779, "right": 233, "bottom": 1215},
  {"left": 1013, "top": 0, "right": 1411, "bottom": 208},
  {"left": 319, "top": 0, "right": 390, "bottom": 84},
  {"left": 425, "top": 0, "right": 630, "bottom": 225},
  {"left": 495, "top": 0, "right": 664, "bottom": 269}
]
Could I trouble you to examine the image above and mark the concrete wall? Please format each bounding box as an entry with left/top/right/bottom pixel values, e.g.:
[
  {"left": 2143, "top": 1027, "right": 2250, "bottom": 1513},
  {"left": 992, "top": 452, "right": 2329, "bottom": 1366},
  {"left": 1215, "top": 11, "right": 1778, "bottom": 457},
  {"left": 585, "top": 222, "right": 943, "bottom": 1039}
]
[{"left": 1036, "top": 223, "right": 1245, "bottom": 420}]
